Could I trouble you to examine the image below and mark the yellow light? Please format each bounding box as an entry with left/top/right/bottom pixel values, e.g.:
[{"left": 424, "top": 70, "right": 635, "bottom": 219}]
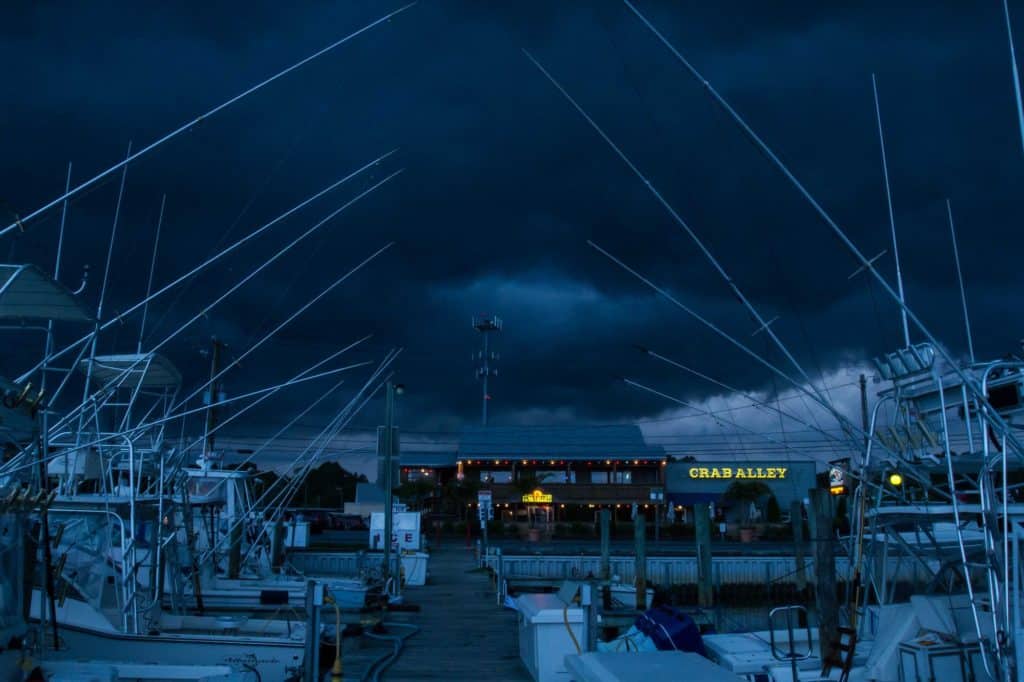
[
  {"left": 605, "top": 460, "right": 611, "bottom": 465},
  {"left": 889, "top": 472, "right": 903, "bottom": 487},
  {"left": 550, "top": 460, "right": 555, "bottom": 465},
  {"left": 522, "top": 460, "right": 528, "bottom": 465}
]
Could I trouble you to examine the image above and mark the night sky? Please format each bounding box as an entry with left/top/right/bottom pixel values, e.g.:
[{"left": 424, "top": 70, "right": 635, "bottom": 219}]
[{"left": 4, "top": 2, "right": 1023, "bottom": 476}]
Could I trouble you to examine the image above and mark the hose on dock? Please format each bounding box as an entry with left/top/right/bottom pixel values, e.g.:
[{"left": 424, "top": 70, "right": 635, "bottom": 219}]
[{"left": 362, "top": 621, "right": 419, "bottom": 682}]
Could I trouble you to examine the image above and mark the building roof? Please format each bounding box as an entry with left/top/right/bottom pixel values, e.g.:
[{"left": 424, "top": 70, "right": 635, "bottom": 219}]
[
  {"left": 400, "top": 450, "right": 457, "bottom": 468},
  {"left": 457, "top": 424, "right": 665, "bottom": 461}
]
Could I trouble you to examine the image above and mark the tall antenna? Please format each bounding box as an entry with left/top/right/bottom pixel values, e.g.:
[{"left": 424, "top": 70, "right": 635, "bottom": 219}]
[
  {"left": 473, "top": 315, "right": 502, "bottom": 426},
  {"left": 872, "top": 74, "right": 910, "bottom": 348},
  {"left": 1003, "top": 0, "right": 1024, "bottom": 154},
  {"left": 946, "top": 199, "right": 975, "bottom": 364}
]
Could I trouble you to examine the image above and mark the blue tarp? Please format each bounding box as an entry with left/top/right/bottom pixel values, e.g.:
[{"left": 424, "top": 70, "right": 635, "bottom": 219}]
[{"left": 635, "top": 606, "right": 707, "bottom": 656}]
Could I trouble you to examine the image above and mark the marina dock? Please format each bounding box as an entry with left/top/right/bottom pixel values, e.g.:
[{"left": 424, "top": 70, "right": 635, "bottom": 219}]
[{"left": 380, "top": 545, "right": 530, "bottom": 681}]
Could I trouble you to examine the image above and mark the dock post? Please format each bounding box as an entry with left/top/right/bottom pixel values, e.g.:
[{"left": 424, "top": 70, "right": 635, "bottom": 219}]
[
  {"left": 695, "top": 502, "right": 713, "bottom": 608},
  {"left": 585, "top": 582, "right": 598, "bottom": 652},
  {"left": 791, "top": 500, "right": 807, "bottom": 595},
  {"left": 600, "top": 509, "right": 611, "bottom": 611},
  {"left": 635, "top": 515, "right": 647, "bottom": 611},
  {"left": 303, "top": 580, "right": 322, "bottom": 682},
  {"left": 810, "top": 488, "right": 838, "bottom": 661},
  {"left": 496, "top": 547, "right": 504, "bottom": 606}
]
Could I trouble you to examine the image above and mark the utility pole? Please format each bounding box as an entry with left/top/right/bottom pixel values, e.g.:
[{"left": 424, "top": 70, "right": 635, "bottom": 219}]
[
  {"left": 382, "top": 382, "right": 403, "bottom": 583},
  {"left": 473, "top": 315, "right": 501, "bottom": 426},
  {"left": 203, "top": 338, "right": 226, "bottom": 458}
]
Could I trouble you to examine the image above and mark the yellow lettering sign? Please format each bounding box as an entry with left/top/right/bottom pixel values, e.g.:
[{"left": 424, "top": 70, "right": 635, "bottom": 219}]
[
  {"left": 522, "top": 489, "right": 553, "bottom": 503},
  {"left": 686, "top": 467, "right": 787, "bottom": 481}
]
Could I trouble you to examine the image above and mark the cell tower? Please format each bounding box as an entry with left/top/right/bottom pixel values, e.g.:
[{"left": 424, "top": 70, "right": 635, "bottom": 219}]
[{"left": 473, "top": 315, "right": 501, "bottom": 426}]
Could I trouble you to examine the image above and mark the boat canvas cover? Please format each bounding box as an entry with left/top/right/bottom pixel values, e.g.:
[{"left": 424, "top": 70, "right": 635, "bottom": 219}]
[
  {"left": 863, "top": 603, "right": 916, "bottom": 681},
  {"left": 52, "top": 512, "right": 119, "bottom": 609},
  {"left": 78, "top": 353, "right": 183, "bottom": 389},
  {"left": 0, "top": 264, "right": 91, "bottom": 322}
]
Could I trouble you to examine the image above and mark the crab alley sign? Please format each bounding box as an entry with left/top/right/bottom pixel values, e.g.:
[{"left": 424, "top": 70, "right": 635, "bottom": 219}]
[{"left": 688, "top": 466, "right": 788, "bottom": 480}]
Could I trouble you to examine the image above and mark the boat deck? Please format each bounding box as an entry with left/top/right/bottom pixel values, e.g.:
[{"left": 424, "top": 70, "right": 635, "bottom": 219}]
[{"left": 355, "top": 543, "right": 531, "bottom": 681}]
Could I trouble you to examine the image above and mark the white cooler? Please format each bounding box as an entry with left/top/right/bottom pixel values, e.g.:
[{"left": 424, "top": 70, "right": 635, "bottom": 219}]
[
  {"left": 401, "top": 551, "right": 429, "bottom": 586},
  {"left": 517, "top": 593, "right": 585, "bottom": 682}
]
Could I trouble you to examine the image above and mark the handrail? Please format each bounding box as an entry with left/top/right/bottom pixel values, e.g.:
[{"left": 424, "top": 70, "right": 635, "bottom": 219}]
[{"left": 769, "top": 605, "right": 812, "bottom": 682}]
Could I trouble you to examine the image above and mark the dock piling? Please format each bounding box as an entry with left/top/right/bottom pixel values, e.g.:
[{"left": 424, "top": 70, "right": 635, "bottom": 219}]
[
  {"left": 791, "top": 500, "right": 807, "bottom": 593},
  {"left": 810, "top": 488, "right": 838, "bottom": 661},
  {"left": 635, "top": 515, "right": 647, "bottom": 611},
  {"left": 600, "top": 509, "right": 611, "bottom": 611},
  {"left": 695, "top": 502, "right": 713, "bottom": 607}
]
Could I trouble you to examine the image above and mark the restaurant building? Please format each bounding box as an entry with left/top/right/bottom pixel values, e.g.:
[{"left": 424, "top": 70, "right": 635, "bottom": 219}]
[
  {"left": 396, "top": 425, "right": 822, "bottom": 526},
  {"left": 398, "top": 424, "right": 668, "bottom": 523}
]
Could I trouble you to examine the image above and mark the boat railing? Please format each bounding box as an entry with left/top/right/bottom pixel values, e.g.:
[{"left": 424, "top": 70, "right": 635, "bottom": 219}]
[{"left": 768, "top": 605, "right": 813, "bottom": 682}]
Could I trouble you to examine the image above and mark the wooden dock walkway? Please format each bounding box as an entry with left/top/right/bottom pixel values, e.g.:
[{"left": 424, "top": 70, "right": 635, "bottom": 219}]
[{"left": 379, "top": 545, "right": 531, "bottom": 681}]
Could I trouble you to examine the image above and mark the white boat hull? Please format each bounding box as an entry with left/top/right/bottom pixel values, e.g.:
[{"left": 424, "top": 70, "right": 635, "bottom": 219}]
[
  {"left": 31, "top": 594, "right": 305, "bottom": 680},
  {"left": 172, "top": 576, "right": 369, "bottom": 612}
]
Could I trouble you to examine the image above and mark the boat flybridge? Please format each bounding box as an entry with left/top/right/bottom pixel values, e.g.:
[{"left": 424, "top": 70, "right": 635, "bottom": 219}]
[
  {"left": 0, "top": 264, "right": 312, "bottom": 678},
  {"left": 836, "top": 342, "right": 1024, "bottom": 681}
]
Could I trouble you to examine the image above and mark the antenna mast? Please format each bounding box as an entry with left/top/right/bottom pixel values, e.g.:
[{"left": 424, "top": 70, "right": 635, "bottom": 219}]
[{"left": 473, "top": 315, "right": 501, "bottom": 426}]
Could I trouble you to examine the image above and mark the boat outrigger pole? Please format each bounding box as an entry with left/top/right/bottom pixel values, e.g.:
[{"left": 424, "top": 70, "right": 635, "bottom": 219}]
[
  {"left": 1002, "top": 0, "right": 1024, "bottom": 155},
  {"left": 617, "top": 0, "right": 1024, "bottom": 459},
  {"left": 0, "top": 3, "right": 416, "bottom": 239},
  {"left": 871, "top": 74, "right": 910, "bottom": 348},
  {"left": 17, "top": 150, "right": 397, "bottom": 385}
]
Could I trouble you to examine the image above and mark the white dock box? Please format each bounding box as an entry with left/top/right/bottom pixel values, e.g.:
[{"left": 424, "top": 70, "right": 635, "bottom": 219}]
[
  {"left": 517, "top": 593, "right": 585, "bottom": 682},
  {"left": 400, "top": 551, "right": 429, "bottom": 586}
]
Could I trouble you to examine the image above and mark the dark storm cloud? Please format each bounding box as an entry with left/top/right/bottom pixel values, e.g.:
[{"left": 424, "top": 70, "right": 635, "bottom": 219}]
[{"left": 3, "top": 1, "right": 1023, "bottom": 456}]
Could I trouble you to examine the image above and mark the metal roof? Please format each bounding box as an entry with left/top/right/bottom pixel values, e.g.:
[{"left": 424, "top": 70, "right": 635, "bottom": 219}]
[
  {"left": 457, "top": 424, "right": 665, "bottom": 461},
  {"left": 0, "top": 264, "right": 92, "bottom": 322},
  {"left": 399, "top": 450, "right": 457, "bottom": 467},
  {"left": 79, "top": 353, "right": 183, "bottom": 388}
]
